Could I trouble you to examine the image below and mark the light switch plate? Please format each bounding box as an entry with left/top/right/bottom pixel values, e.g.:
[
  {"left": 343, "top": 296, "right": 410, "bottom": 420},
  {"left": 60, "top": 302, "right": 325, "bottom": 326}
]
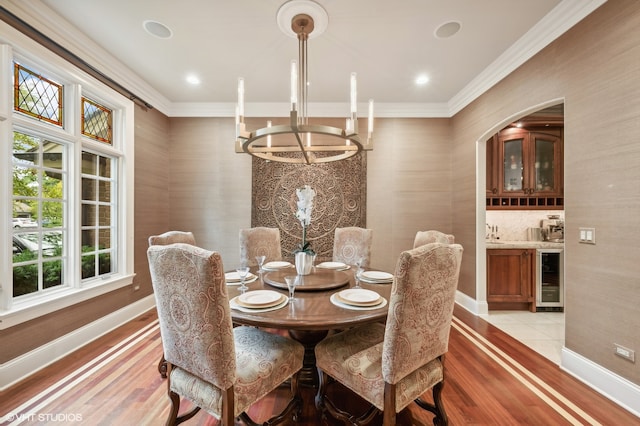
[
  {"left": 579, "top": 227, "right": 596, "bottom": 244},
  {"left": 615, "top": 344, "right": 635, "bottom": 362}
]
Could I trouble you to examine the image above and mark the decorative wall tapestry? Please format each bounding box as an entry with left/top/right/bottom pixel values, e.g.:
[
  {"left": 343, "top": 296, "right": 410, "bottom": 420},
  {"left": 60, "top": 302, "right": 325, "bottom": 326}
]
[{"left": 252, "top": 154, "right": 367, "bottom": 262}]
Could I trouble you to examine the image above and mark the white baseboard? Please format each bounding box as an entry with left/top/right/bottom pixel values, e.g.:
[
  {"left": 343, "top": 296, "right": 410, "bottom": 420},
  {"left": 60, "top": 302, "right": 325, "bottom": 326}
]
[
  {"left": 0, "top": 295, "right": 156, "bottom": 391},
  {"left": 455, "top": 290, "right": 488, "bottom": 315},
  {"left": 561, "top": 347, "right": 640, "bottom": 417}
]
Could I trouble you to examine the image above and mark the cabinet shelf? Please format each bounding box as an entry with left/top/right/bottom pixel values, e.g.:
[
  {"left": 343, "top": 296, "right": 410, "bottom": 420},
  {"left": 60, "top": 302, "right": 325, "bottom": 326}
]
[{"left": 486, "top": 196, "right": 564, "bottom": 210}]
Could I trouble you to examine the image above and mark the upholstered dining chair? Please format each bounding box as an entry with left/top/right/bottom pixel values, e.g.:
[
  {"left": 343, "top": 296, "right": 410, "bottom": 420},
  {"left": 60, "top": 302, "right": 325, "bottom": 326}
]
[
  {"left": 315, "top": 242, "right": 463, "bottom": 426},
  {"left": 413, "top": 230, "right": 455, "bottom": 248},
  {"left": 148, "top": 230, "right": 196, "bottom": 247},
  {"left": 147, "top": 243, "right": 304, "bottom": 425},
  {"left": 332, "top": 226, "right": 373, "bottom": 267},
  {"left": 239, "top": 227, "right": 282, "bottom": 266},
  {"left": 148, "top": 230, "right": 197, "bottom": 378}
]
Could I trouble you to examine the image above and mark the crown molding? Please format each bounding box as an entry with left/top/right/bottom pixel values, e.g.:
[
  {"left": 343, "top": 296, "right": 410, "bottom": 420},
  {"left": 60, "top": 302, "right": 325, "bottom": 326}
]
[
  {"left": 2, "top": 0, "right": 606, "bottom": 119},
  {"left": 447, "top": 0, "right": 607, "bottom": 115},
  {"left": 2, "top": 0, "right": 172, "bottom": 113}
]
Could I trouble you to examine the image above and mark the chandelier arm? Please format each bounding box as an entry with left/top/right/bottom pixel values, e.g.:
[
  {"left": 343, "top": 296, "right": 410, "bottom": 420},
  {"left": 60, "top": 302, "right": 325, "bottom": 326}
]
[
  {"left": 234, "top": 4, "right": 374, "bottom": 165},
  {"left": 292, "top": 131, "right": 312, "bottom": 165}
]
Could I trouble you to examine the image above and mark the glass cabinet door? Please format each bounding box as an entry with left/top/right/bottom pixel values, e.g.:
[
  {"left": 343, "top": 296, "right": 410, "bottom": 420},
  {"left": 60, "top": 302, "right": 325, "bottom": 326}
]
[
  {"left": 487, "top": 125, "right": 563, "bottom": 209},
  {"left": 502, "top": 138, "right": 524, "bottom": 192},
  {"left": 531, "top": 133, "right": 560, "bottom": 192}
]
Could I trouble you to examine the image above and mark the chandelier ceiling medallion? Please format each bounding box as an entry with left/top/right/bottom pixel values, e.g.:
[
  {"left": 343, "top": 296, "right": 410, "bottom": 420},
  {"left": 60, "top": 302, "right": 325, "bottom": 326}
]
[{"left": 235, "top": 0, "right": 374, "bottom": 165}]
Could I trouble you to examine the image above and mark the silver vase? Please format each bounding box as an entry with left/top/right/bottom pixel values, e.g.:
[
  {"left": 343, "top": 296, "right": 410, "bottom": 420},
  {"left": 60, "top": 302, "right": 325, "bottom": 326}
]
[{"left": 295, "top": 252, "right": 315, "bottom": 275}]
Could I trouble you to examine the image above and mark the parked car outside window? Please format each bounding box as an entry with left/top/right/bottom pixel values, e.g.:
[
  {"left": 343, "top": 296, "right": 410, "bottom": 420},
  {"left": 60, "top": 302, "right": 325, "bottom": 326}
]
[
  {"left": 13, "top": 217, "right": 37, "bottom": 228},
  {"left": 13, "top": 233, "right": 59, "bottom": 256}
]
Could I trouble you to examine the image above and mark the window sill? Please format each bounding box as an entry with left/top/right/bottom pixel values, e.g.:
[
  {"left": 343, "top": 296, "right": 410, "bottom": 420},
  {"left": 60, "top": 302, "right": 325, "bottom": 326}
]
[{"left": 0, "top": 273, "right": 135, "bottom": 330}]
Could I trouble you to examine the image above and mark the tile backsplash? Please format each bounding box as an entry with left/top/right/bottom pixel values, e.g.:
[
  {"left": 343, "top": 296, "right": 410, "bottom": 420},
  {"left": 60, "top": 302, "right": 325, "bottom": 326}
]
[{"left": 486, "top": 210, "right": 564, "bottom": 241}]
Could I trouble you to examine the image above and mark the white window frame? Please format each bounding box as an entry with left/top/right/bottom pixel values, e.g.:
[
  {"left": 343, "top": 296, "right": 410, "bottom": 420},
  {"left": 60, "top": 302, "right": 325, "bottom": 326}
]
[{"left": 0, "top": 21, "right": 135, "bottom": 330}]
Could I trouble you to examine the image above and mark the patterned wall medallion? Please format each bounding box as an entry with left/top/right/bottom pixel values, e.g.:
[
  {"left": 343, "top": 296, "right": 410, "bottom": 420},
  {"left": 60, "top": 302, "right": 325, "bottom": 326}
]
[{"left": 252, "top": 153, "right": 367, "bottom": 262}]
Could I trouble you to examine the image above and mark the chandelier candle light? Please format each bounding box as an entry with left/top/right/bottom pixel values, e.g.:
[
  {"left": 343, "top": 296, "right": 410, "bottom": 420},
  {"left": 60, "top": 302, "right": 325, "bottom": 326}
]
[
  {"left": 293, "top": 184, "right": 316, "bottom": 275},
  {"left": 235, "top": 0, "right": 374, "bottom": 165}
]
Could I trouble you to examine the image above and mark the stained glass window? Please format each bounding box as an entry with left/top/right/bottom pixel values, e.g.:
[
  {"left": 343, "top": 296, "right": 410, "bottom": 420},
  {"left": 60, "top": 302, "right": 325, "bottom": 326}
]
[
  {"left": 82, "top": 97, "right": 113, "bottom": 144},
  {"left": 14, "top": 63, "right": 63, "bottom": 126}
]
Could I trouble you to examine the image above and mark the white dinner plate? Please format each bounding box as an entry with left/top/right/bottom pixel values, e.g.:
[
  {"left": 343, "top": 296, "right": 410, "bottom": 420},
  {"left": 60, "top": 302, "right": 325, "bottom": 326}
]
[
  {"left": 337, "top": 289, "right": 381, "bottom": 306},
  {"left": 262, "top": 261, "right": 293, "bottom": 270},
  {"left": 330, "top": 293, "right": 388, "bottom": 311},
  {"left": 230, "top": 296, "right": 289, "bottom": 313},
  {"left": 360, "top": 271, "right": 394, "bottom": 282},
  {"left": 225, "top": 271, "right": 257, "bottom": 282},
  {"left": 226, "top": 275, "right": 258, "bottom": 286},
  {"left": 316, "top": 261, "right": 349, "bottom": 270},
  {"left": 236, "top": 290, "right": 284, "bottom": 308}
]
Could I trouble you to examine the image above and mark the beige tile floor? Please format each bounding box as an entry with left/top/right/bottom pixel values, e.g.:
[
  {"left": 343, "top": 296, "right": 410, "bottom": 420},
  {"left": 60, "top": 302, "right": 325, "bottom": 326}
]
[{"left": 479, "top": 310, "right": 565, "bottom": 364}]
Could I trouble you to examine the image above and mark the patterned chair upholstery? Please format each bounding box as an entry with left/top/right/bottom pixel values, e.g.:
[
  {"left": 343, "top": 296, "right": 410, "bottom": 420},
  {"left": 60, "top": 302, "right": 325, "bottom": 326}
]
[
  {"left": 148, "top": 230, "right": 196, "bottom": 246},
  {"left": 315, "top": 242, "right": 463, "bottom": 426},
  {"left": 147, "top": 243, "right": 304, "bottom": 425},
  {"left": 413, "top": 230, "right": 455, "bottom": 248},
  {"left": 148, "top": 230, "right": 197, "bottom": 378},
  {"left": 239, "top": 227, "right": 282, "bottom": 266},
  {"left": 332, "top": 227, "right": 373, "bottom": 267}
]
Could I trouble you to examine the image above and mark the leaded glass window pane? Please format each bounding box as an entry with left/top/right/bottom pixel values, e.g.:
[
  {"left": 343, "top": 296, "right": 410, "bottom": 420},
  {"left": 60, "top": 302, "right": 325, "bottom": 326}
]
[
  {"left": 14, "top": 63, "right": 63, "bottom": 126},
  {"left": 82, "top": 97, "right": 113, "bottom": 144}
]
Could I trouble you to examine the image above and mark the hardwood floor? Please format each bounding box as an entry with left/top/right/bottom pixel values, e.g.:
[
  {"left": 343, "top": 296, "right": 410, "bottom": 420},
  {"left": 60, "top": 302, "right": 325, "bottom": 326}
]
[{"left": 1, "top": 306, "right": 638, "bottom": 425}]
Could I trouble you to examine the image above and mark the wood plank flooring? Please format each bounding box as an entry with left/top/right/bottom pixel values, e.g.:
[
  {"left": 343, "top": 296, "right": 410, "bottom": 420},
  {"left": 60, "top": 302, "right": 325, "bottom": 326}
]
[{"left": 1, "top": 306, "right": 638, "bottom": 425}]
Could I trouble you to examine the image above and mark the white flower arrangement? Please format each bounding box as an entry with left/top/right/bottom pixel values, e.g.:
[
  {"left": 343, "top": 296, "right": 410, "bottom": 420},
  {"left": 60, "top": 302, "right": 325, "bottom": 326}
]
[{"left": 294, "top": 185, "right": 316, "bottom": 255}]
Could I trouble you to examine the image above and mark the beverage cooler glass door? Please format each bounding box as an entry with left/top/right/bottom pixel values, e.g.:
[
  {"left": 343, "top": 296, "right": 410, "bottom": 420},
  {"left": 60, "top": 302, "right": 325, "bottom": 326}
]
[{"left": 536, "top": 249, "right": 564, "bottom": 310}]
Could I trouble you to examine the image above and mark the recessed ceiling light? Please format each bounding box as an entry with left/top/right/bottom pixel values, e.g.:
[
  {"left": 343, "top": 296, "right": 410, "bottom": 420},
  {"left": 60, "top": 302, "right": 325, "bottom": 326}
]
[
  {"left": 434, "top": 21, "right": 461, "bottom": 39},
  {"left": 143, "top": 20, "right": 173, "bottom": 39},
  {"left": 416, "top": 74, "right": 429, "bottom": 85},
  {"left": 186, "top": 74, "right": 201, "bottom": 85}
]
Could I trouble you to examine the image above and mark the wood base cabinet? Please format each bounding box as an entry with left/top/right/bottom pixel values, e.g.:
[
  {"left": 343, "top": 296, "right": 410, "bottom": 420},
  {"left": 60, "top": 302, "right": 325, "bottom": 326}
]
[{"left": 487, "top": 249, "right": 535, "bottom": 311}]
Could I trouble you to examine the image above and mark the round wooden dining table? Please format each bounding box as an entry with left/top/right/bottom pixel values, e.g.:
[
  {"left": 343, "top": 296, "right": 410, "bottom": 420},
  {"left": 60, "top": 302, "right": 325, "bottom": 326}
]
[{"left": 227, "top": 265, "right": 393, "bottom": 387}]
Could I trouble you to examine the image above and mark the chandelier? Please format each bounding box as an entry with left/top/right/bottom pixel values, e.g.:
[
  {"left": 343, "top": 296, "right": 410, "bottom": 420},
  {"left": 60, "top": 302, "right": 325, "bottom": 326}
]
[{"left": 235, "top": 0, "right": 373, "bottom": 165}]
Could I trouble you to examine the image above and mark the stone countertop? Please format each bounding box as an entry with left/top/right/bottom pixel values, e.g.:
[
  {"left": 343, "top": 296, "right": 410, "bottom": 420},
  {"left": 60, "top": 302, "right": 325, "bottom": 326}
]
[{"left": 486, "top": 240, "right": 564, "bottom": 249}]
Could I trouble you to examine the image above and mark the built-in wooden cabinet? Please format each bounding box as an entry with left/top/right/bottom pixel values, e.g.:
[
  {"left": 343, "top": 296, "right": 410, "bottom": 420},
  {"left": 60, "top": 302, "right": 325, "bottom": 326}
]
[
  {"left": 486, "top": 249, "right": 535, "bottom": 311},
  {"left": 486, "top": 126, "right": 563, "bottom": 210}
]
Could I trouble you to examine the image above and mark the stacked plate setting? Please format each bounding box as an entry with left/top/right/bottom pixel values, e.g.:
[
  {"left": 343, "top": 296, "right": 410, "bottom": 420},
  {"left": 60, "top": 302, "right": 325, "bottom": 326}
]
[
  {"left": 261, "top": 261, "right": 294, "bottom": 271},
  {"left": 229, "top": 290, "right": 289, "bottom": 312},
  {"left": 225, "top": 271, "right": 258, "bottom": 285},
  {"left": 316, "top": 261, "right": 350, "bottom": 271},
  {"left": 234, "top": 290, "right": 287, "bottom": 309},
  {"left": 357, "top": 270, "right": 394, "bottom": 283},
  {"left": 336, "top": 289, "right": 381, "bottom": 306},
  {"left": 330, "top": 288, "right": 387, "bottom": 310}
]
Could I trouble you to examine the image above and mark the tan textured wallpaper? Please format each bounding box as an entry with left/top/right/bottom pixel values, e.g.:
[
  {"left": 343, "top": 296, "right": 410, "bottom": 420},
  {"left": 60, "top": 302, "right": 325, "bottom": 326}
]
[{"left": 451, "top": 0, "right": 640, "bottom": 385}]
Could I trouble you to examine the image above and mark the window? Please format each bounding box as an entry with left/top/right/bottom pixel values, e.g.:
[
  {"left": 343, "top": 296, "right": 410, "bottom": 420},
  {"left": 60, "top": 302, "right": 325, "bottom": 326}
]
[
  {"left": 14, "top": 63, "right": 63, "bottom": 126},
  {"left": 1, "top": 38, "right": 134, "bottom": 328},
  {"left": 82, "top": 97, "right": 112, "bottom": 144},
  {"left": 80, "top": 151, "right": 115, "bottom": 280},
  {"left": 12, "top": 131, "right": 66, "bottom": 297}
]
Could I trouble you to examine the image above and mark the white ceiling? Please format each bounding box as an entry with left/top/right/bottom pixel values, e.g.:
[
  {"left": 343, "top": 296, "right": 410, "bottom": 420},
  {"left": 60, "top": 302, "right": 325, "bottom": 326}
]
[{"left": 7, "top": 0, "right": 604, "bottom": 116}]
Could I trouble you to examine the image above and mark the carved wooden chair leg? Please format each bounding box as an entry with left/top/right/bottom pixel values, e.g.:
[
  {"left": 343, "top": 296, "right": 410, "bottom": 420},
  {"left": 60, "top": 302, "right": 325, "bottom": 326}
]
[
  {"left": 165, "top": 389, "right": 180, "bottom": 426},
  {"left": 158, "top": 354, "right": 167, "bottom": 378},
  {"left": 432, "top": 381, "right": 448, "bottom": 426},
  {"left": 238, "top": 374, "right": 302, "bottom": 425},
  {"left": 415, "top": 381, "right": 448, "bottom": 426},
  {"left": 165, "top": 389, "right": 200, "bottom": 426}
]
